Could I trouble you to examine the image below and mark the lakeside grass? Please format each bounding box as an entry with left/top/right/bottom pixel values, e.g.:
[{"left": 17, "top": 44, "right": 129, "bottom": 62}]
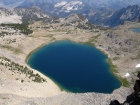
[
  {"left": 0, "top": 44, "right": 22, "bottom": 54},
  {"left": 119, "top": 76, "right": 130, "bottom": 87},
  {"left": 107, "top": 58, "right": 130, "bottom": 87},
  {"left": 100, "top": 49, "right": 130, "bottom": 87},
  {"left": 108, "top": 59, "right": 119, "bottom": 73}
]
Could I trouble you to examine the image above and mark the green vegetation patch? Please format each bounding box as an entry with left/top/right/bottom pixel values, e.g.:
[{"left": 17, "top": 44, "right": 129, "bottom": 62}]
[
  {"left": 0, "top": 23, "right": 33, "bottom": 35},
  {"left": 13, "top": 48, "right": 22, "bottom": 54},
  {"left": 0, "top": 57, "right": 46, "bottom": 83},
  {"left": 2, "top": 98, "right": 9, "bottom": 100},
  {"left": 108, "top": 58, "right": 130, "bottom": 87},
  {"left": 0, "top": 44, "right": 22, "bottom": 54},
  {"left": 113, "top": 57, "right": 120, "bottom": 60},
  {"left": 136, "top": 51, "right": 140, "bottom": 59},
  {"left": 108, "top": 59, "right": 119, "bottom": 73},
  {"left": 21, "top": 79, "right": 24, "bottom": 83},
  {"left": 119, "top": 76, "right": 130, "bottom": 87}
]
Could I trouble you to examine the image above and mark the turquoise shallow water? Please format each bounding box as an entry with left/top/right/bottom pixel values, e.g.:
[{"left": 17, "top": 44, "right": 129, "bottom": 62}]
[
  {"left": 130, "top": 28, "right": 140, "bottom": 33},
  {"left": 28, "top": 40, "right": 121, "bottom": 93}
]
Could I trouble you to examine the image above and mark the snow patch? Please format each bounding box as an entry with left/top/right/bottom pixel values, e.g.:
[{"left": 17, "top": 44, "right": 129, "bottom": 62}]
[
  {"left": 125, "top": 73, "right": 130, "bottom": 77},
  {"left": 136, "top": 64, "right": 140, "bottom": 68},
  {"left": 55, "top": 1, "right": 84, "bottom": 13},
  {"left": 54, "top": 1, "right": 67, "bottom": 8}
]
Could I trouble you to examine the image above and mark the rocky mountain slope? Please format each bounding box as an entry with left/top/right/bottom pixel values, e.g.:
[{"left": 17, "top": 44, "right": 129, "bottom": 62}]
[
  {"left": 17, "top": 0, "right": 90, "bottom": 18},
  {"left": 96, "top": 21, "right": 140, "bottom": 76},
  {"left": 63, "top": 14, "right": 87, "bottom": 23},
  {"left": 84, "top": 7, "right": 114, "bottom": 25},
  {"left": 0, "top": 6, "right": 94, "bottom": 25},
  {"left": 51, "top": 3, "right": 115, "bottom": 25},
  {"left": 104, "top": 5, "right": 140, "bottom": 27},
  {"left": 0, "top": 7, "right": 53, "bottom": 24},
  {"left": 11, "top": 1, "right": 140, "bottom": 27},
  {"left": 59, "top": 14, "right": 98, "bottom": 30},
  {"left": 0, "top": 4, "right": 140, "bottom": 104},
  {"left": 16, "top": 0, "right": 114, "bottom": 25},
  {"left": 83, "top": 0, "right": 140, "bottom": 10},
  {"left": 0, "top": 8, "right": 22, "bottom": 24},
  {"left": 14, "top": 7, "right": 51, "bottom": 24}
]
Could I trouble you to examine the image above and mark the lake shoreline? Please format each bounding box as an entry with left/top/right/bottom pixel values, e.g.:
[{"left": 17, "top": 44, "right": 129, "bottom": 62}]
[{"left": 26, "top": 40, "right": 122, "bottom": 93}]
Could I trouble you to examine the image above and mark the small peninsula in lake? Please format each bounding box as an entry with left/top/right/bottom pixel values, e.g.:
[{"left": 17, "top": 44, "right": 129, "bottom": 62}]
[{"left": 28, "top": 40, "right": 121, "bottom": 93}]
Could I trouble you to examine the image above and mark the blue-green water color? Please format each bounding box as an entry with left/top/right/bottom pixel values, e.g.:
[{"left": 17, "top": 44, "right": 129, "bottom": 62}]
[
  {"left": 27, "top": 40, "right": 121, "bottom": 93},
  {"left": 130, "top": 28, "right": 140, "bottom": 33}
]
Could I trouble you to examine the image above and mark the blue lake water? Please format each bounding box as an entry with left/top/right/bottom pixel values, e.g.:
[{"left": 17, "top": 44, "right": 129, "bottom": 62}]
[
  {"left": 27, "top": 40, "right": 121, "bottom": 93},
  {"left": 130, "top": 28, "right": 140, "bottom": 33}
]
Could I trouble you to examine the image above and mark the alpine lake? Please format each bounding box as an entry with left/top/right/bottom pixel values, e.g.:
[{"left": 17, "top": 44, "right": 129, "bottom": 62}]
[
  {"left": 130, "top": 28, "right": 140, "bottom": 33},
  {"left": 27, "top": 40, "right": 121, "bottom": 93}
]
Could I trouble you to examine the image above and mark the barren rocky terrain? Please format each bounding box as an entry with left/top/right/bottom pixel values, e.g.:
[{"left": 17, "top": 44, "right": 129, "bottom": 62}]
[
  {"left": 96, "top": 22, "right": 140, "bottom": 78},
  {"left": 0, "top": 20, "right": 140, "bottom": 104}
]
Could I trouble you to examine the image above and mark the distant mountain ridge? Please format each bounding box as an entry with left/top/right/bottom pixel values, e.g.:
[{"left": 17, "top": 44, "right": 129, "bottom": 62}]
[
  {"left": 0, "top": 0, "right": 140, "bottom": 10},
  {"left": 0, "top": 7, "right": 89, "bottom": 26},
  {"left": 13, "top": 0, "right": 113, "bottom": 25},
  {"left": 14, "top": 0, "right": 140, "bottom": 10},
  {"left": 84, "top": 7, "right": 114, "bottom": 25},
  {"left": 104, "top": 5, "right": 140, "bottom": 27},
  {"left": 17, "top": 0, "right": 89, "bottom": 16},
  {"left": 54, "top": 1, "right": 85, "bottom": 13},
  {"left": 15, "top": 0, "right": 140, "bottom": 27},
  {"left": 0, "top": 0, "right": 140, "bottom": 28}
]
